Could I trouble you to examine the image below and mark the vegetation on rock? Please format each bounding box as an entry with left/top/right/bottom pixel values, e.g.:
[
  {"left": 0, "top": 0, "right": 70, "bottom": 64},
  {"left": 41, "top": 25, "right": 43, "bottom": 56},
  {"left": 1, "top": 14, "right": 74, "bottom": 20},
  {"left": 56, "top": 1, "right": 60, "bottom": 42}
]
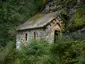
[
  {"left": 0, "top": 0, "right": 85, "bottom": 64},
  {"left": 0, "top": 39, "right": 85, "bottom": 64}
]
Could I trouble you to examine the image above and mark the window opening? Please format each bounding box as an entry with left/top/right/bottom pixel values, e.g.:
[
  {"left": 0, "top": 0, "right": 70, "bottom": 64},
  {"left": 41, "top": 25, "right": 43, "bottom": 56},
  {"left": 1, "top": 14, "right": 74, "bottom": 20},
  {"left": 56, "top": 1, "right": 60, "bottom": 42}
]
[{"left": 25, "top": 33, "right": 27, "bottom": 41}]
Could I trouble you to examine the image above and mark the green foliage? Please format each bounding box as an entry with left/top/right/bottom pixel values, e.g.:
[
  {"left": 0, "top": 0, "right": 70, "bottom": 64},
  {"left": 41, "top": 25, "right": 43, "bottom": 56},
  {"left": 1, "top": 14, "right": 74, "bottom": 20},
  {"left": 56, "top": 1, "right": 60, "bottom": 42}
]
[
  {"left": 20, "top": 40, "right": 49, "bottom": 56},
  {"left": 15, "top": 39, "right": 85, "bottom": 64},
  {"left": 0, "top": 0, "right": 46, "bottom": 47},
  {"left": 58, "top": 0, "right": 77, "bottom": 8},
  {"left": 50, "top": 40, "right": 85, "bottom": 64},
  {"left": 67, "top": 5, "right": 85, "bottom": 31},
  {"left": 0, "top": 39, "right": 85, "bottom": 64},
  {"left": 0, "top": 0, "right": 85, "bottom": 64},
  {"left": 0, "top": 42, "right": 17, "bottom": 64},
  {"left": 17, "top": 40, "right": 53, "bottom": 64}
]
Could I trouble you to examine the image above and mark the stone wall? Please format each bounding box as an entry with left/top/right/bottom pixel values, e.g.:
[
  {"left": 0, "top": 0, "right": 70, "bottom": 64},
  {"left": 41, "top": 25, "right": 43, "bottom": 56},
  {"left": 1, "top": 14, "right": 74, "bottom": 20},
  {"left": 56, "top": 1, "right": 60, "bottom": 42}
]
[
  {"left": 16, "top": 24, "right": 55, "bottom": 48},
  {"left": 16, "top": 17, "right": 63, "bottom": 49}
]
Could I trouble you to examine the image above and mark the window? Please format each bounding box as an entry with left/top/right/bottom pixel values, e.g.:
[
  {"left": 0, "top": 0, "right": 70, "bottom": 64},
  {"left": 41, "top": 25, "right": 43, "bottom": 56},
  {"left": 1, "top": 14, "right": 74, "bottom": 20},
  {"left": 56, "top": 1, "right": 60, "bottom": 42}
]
[
  {"left": 25, "top": 33, "right": 27, "bottom": 41},
  {"left": 34, "top": 32, "right": 36, "bottom": 40}
]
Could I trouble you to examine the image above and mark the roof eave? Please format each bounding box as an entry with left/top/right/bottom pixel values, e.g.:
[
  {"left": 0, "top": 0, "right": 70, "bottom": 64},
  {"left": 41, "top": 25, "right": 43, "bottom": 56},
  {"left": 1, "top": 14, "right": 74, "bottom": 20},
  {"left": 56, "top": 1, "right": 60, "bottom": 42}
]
[{"left": 17, "top": 26, "right": 46, "bottom": 32}]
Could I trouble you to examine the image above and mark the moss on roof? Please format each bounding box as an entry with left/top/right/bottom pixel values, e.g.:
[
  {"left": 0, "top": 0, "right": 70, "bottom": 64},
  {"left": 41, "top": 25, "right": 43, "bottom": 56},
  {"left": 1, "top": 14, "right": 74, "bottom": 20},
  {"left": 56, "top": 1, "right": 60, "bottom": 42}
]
[
  {"left": 17, "top": 12, "right": 58, "bottom": 31},
  {"left": 30, "top": 13, "right": 44, "bottom": 22}
]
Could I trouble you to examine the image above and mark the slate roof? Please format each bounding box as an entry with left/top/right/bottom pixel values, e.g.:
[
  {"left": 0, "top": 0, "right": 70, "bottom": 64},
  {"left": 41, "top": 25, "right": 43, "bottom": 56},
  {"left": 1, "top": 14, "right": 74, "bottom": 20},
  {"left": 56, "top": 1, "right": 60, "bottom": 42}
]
[{"left": 17, "top": 12, "right": 58, "bottom": 31}]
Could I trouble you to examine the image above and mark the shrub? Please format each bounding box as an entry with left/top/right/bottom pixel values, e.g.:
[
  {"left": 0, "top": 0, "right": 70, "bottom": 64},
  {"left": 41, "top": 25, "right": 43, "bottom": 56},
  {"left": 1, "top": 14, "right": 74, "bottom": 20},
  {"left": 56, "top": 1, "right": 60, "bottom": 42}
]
[
  {"left": 1, "top": 39, "right": 85, "bottom": 64},
  {"left": 18, "top": 40, "right": 51, "bottom": 64},
  {"left": 0, "top": 42, "right": 17, "bottom": 64}
]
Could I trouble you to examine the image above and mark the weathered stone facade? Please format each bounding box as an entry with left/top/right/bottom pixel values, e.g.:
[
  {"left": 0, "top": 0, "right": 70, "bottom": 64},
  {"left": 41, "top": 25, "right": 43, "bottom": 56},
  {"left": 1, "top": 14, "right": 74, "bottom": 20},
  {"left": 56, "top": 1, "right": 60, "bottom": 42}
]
[
  {"left": 16, "top": 24, "right": 54, "bottom": 44},
  {"left": 16, "top": 14, "right": 63, "bottom": 49},
  {"left": 16, "top": 10, "right": 64, "bottom": 49},
  {"left": 16, "top": 0, "right": 82, "bottom": 49}
]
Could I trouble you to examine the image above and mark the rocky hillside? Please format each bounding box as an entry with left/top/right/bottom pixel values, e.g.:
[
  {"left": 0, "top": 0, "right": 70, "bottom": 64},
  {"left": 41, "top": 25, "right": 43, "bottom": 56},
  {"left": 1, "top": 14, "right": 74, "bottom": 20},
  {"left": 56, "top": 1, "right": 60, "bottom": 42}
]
[
  {"left": 43, "top": 0, "right": 85, "bottom": 32},
  {"left": 0, "top": 0, "right": 85, "bottom": 47},
  {"left": 0, "top": 1, "right": 85, "bottom": 64}
]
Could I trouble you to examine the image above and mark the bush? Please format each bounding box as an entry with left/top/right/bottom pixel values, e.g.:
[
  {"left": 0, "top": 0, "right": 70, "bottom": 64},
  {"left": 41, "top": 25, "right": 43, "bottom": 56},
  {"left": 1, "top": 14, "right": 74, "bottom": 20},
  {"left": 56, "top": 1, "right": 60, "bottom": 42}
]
[
  {"left": 1, "top": 39, "right": 85, "bottom": 64},
  {"left": 0, "top": 42, "right": 17, "bottom": 64},
  {"left": 18, "top": 40, "right": 51, "bottom": 64}
]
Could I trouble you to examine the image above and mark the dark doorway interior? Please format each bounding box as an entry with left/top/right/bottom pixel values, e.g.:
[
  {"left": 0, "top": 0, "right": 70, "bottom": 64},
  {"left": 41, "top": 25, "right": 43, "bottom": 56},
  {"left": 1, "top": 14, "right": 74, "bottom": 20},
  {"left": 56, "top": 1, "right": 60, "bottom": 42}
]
[
  {"left": 25, "top": 33, "right": 27, "bottom": 41},
  {"left": 54, "top": 30, "right": 58, "bottom": 43},
  {"left": 34, "top": 32, "right": 36, "bottom": 40}
]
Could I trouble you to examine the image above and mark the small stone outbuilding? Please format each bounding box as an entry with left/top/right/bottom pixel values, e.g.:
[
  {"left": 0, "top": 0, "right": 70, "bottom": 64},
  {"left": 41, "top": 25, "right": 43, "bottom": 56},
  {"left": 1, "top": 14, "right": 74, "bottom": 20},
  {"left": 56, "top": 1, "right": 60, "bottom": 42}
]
[{"left": 16, "top": 12, "right": 63, "bottom": 49}]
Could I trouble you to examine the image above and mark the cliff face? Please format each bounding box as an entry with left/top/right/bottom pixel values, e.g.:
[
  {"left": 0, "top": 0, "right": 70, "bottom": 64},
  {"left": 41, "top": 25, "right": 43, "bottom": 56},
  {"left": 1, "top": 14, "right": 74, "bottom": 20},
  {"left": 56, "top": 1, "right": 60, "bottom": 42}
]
[
  {"left": 42, "top": 0, "right": 57, "bottom": 13},
  {"left": 42, "top": 0, "right": 78, "bottom": 13},
  {"left": 42, "top": 0, "right": 85, "bottom": 32},
  {"left": 41, "top": 0, "right": 85, "bottom": 40}
]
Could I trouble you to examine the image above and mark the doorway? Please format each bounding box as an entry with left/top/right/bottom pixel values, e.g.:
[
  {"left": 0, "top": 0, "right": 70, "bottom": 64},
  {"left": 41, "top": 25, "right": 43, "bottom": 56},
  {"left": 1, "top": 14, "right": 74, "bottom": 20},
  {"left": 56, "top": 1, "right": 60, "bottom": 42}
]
[
  {"left": 54, "top": 30, "right": 58, "bottom": 43},
  {"left": 34, "top": 32, "right": 36, "bottom": 40}
]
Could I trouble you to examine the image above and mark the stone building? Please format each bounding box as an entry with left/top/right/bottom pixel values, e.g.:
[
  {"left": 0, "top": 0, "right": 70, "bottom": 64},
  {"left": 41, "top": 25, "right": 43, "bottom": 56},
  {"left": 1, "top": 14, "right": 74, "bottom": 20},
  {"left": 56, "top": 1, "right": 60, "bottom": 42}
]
[
  {"left": 16, "top": 0, "right": 64, "bottom": 49},
  {"left": 16, "top": 12, "right": 63, "bottom": 49}
]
